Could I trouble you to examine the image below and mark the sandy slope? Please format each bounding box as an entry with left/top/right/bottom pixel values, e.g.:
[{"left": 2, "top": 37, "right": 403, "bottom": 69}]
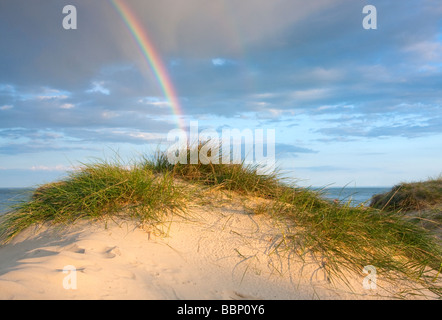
[{"left": 0, "top": 202, "right": 437, "bottom": 300}]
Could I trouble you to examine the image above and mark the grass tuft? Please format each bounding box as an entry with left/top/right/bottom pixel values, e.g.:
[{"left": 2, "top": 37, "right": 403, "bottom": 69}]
[
  {"left": 144, "top": 141, "right": 282, "bottom": 197},
  {"left": 0, "top": 160, "right": 186, "bottom": 244},
  {"left": 271, "top": 187, "right": 441, "bottom": 294},
  {"left": 370, "top": 177, "right": 442, "bottom": 212}
]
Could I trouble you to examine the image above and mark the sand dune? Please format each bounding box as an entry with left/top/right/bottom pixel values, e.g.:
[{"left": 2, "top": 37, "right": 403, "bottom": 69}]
[{"left": 0, "top": 203, "right": 437, "bottom": 300}]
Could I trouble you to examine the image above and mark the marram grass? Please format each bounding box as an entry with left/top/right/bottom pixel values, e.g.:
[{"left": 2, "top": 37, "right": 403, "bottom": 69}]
[
  {"left": 143, "top": 143, "right": 282, "bottom": 197},
  {"left": 0, "top": 160, "right": 186, "bottom": 243},
  {"left": 269, "top": 187, "right": 442, "bottom": 296},
  {"left": 370, "top": 176, "right": 442, "bottom": 212},
  {"left": 0, "top": 147, "right": 441, "bottom": 297}
]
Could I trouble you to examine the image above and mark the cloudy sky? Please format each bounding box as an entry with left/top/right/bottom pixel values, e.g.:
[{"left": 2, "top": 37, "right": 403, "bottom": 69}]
[{"left": 0, "top": 0, "right": 441, "bottom": 188}]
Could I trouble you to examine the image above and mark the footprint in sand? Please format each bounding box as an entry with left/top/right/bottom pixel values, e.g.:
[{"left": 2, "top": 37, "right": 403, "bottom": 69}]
[
  {"left": 25, "top": 248, "right": 59, "bottom": 258},
  {"left": 64, "top": 244, "right": 86, "bottom": 254},
  {"left": 63, "top": 244, "right": 120, "bottom": 259},
  {"left": 102, "top": 246, "right": 121, "bottom": 259}
]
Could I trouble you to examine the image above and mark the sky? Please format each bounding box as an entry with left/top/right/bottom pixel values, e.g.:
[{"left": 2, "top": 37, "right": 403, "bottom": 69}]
[{"left": 0, "top": 0, "right": 441, "bottom": 188}]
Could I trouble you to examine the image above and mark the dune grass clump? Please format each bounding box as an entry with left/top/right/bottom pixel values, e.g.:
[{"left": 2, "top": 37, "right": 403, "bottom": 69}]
[
  {"left": 370, "top": 176, "right": 442, "bottom": 245},
  {"left": 370, "top": 177, "right": 442, "bottom": 212},
  {"left": 0, "top": 160, "right": 186, "bottom": 243},
  {"left": 271, "top": 187, "right": 442, "bottom": 295},
  {"left": 143, "top": 142, "right": 282, "bottom": 198}
]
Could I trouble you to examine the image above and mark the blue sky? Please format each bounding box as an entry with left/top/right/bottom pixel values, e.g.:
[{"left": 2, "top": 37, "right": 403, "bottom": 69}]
[{"left": 0, "top": 0, "right": 441, "bottom": 188}]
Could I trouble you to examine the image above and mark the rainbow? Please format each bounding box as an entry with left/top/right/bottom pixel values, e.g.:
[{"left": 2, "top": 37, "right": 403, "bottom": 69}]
[{"left": 110, "top": 0, "right": 186, "bottom": 132}]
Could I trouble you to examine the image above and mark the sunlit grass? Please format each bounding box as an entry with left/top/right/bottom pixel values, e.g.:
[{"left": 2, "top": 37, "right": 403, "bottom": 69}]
[
  {"left": 1, "top": 146, "right": 441, "bottom": 297},
  {"left": 0, "top": 159, "right": 186, "bottom": 243},
  {"left": 143, "top": 142, "right": 281, "bottom": 197},
  {"left": 270, "top": 187, "right": 441, "bottom": 295},
  {"left": 370, "top": 176, "right": 442, "bottom": 212}
]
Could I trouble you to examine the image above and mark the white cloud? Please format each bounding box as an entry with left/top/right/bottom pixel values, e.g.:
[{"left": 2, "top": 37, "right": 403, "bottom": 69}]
[
  {"left": 317, "top": 104, "right": 354, "bottom": 112},
  {"left": 138, "top": 97, "right": 171, "bottom": 108},
  {"left": 111, "top": 130, "right": 164, "bottom": 141},
  {"left": 37, "top": 95, "right": 69, "bottom": 101},
  {"left": 0, "top": 84, "right": 15, "bottom": 93},
  {"left": 211, "top": 58, "right": 237, "bottom": 67},
  {"left": 127, "top": 132, "right": 164, "bottom": 141},
  {"left": 309, "top": 67, "right": 344, "bottom": 82},
  {"left": 34, "top": 88, "right": 71, "bottom": 101},
  {"left": 6, "top": 87, "right": 71, "bottom": 102},
  {"left": 60, "top": 103, "right": 75, "bottom": 109},
  {"left": 404, "top": 40, "right": 442, "bottom": 62},
  {"left": 86, "top": 81, "right": 110, "bottom": 95},
  {"left": 250, "top": 92, "right": 278, "bottom": 99},
  {"left": 290, "top": 88, "right": 331, "bottom": 101},
  {"left": 30, "top": 164, "right": 73, "bottom": 172},
  {"left": 0, "top": 105, "right": 13, "bottom": 111},
  {"left": 212, "top": 58, "right": 227, "bottom": 66},
  {"left": 101, "top": 111, "right": 119, "bottom": 119}
]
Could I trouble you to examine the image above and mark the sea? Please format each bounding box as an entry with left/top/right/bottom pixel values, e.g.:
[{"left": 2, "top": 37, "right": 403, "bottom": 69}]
[
  {"left": 319, "top": 187, "right": 391, "bottom": 207},
  {"left": 0, "top": 186, "right": 391, "bottom": 216},
  {"left": 0, "top": 188, "right": 35, "bottom": 216}
]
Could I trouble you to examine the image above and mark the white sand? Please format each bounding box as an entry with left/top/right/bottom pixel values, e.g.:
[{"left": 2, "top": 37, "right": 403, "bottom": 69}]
[{"left": 0, "top": 203, "right": 438, "bottom": 300}]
